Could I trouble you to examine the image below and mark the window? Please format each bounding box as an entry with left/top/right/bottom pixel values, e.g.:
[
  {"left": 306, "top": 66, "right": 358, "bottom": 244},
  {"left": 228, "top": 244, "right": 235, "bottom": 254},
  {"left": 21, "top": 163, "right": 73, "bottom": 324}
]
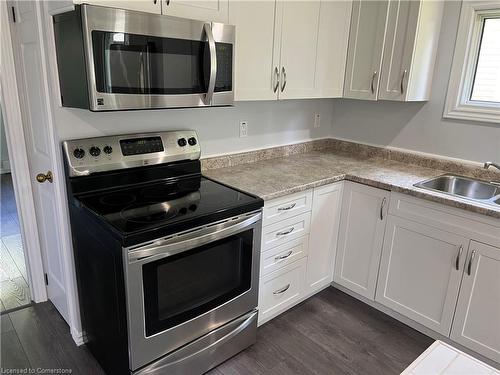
[{"left": 444, "top": 1, "right": 500, "bottom": 123}]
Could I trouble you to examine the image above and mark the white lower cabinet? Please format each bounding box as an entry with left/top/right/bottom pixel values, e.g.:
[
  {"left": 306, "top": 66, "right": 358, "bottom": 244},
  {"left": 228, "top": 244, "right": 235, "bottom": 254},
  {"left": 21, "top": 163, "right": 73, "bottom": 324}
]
[
  {"left": 306, "top": 183, "right": 342, "bottom": 295},
  {"left": 375, "top": 216, "right": 469, "bottom": 336},
  {"left": 451, "top": 241, "right": 500, "bottom": 362},
  {"left": 260, "top": 235, "right": 309, "bottom": 277},
  {"left": 333, "top": 182, "right": 390, "bottom": 300},
  {"left": 258, "top": 257, "right": 307, "bottom": 325}
]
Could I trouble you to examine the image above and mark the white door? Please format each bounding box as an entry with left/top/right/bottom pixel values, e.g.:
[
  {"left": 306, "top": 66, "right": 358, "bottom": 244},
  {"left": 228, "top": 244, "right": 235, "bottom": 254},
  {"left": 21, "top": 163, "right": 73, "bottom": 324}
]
[
  {"left": 378, "top": 0, "right": 420, "bottom": 101},
  {"left": 314, "top": 0, "right": 352, "bottom": 98},
  {"left": 333, "top": 182, "right": 389, "bottom": 300},
  {"left": 376, "top": 216, "right": 468, "bottom": 336},
  {"left": 9, "top": 1, "right": 69, "bottom": 320},
  {"left": 306, "top": 183, "right": 342, "bottom": 295},
  {"left": 343, "top": 0, "right": 388, "bottom": 100},
  {"left": 73, "top": 0, "right": 162, "bottom": 14},
  {"left": 162, "top": 0, "right": 228, "bottom": 23},
  {"left": 451, "top": 241, "right": 500, "bottom": 362},
  {"left": 229, "top": 0, "right": 279, "bottom": 101},
  {"left": 277, "top": 0, "right": 321, "bottom": 99}
]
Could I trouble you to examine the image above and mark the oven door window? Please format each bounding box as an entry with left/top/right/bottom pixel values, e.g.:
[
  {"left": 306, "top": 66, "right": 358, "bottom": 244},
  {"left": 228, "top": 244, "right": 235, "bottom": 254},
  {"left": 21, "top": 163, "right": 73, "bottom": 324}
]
[
  {"left": 142, "top": 229, "right": 253, "bottom": 337},
  {"left": 91, "top": 31, "right": 232, "bottom": 95}
]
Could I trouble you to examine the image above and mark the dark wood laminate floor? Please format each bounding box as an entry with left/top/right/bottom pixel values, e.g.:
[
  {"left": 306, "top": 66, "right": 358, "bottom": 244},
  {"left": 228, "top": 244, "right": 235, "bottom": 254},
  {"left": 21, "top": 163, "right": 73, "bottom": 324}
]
[{"left": 0, "top": 287, "right": 433, "bottom": 374}]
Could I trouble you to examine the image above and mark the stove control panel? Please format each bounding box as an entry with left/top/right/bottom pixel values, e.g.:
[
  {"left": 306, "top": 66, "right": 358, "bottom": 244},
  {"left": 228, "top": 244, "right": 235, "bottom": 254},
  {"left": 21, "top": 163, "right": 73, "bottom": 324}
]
[{"left": 63, "top": 130, "right": 201, "bottom": 177}]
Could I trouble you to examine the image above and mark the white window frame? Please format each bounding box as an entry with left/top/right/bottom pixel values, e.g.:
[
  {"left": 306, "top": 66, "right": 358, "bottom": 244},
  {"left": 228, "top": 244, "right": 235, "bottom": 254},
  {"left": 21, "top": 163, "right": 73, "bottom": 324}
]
[{"left": 444, "top": 1, "right": 500, "bottom": 124}]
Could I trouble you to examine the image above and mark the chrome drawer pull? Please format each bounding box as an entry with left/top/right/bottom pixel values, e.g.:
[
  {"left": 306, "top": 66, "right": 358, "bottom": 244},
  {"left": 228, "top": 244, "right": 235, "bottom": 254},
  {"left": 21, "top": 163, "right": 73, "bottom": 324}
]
[
  {"left": 277, "top": 203, "right": 296, "bottom": 211},
  {"left": 455, "top": 245, "right": 463, "bottom": 270},
  {"left": 275, "top": 250, "right": 293, "bottom": 262},
  {"left": 467, "top": 250, "right": 476, "bottom": 276},
  {"left": 276, "top": 227, "right": 294, "bottom": 236},
  {"left": 273, "top": 284, "right": 291, "bottom": 295},
  {"left": 400, "top": 69, "right": 407, "bottom": 94}
]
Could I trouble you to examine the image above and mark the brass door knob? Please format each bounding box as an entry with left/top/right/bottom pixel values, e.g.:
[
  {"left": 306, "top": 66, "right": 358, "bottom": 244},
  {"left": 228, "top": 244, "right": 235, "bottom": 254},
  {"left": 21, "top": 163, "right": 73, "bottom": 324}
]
[{"left": 36, "top": 171, "right": 53, "bottom": 183}]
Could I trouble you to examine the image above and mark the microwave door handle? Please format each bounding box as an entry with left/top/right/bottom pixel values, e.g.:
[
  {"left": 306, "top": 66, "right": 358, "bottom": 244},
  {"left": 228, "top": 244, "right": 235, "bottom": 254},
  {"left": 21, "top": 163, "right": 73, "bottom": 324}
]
[{"left": 203, "top": 22, "right": 217, "bottom": 105}]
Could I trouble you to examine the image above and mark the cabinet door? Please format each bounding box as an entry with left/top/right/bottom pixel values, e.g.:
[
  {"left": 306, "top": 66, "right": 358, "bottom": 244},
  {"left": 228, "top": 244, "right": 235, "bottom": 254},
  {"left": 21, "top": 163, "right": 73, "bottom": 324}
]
[
  {"left": 277, "top": 0, "right": 321, "bottom": 99},
  {"left": 451, "top": 241, "right": 500, "bottom": 362},
  {"left": 376, "top": 216, "right": 468, "bottom": 336},
  {"left": 343, "top": 0, "right": 388, "bottom": 100},
  {"left": 73, "top": 0, "right": 162, "bottom": 13},
  {"left": 230, "top": 0, "right": 279, "bottom": 101},
  {"left": 313, "top": 0, "right": 352, "bottom": 98},
  {"left": 378, "top": 0, "right": 420, "bottom": 101},
  {"left": 334, "top": 182, "right": 389, "bottom": 300},
  {"left": 306, "top": 183, "right": 343, "bottom": 295},
  {"left": 162, "top": 0, "right": 228, "bottom": 23}
]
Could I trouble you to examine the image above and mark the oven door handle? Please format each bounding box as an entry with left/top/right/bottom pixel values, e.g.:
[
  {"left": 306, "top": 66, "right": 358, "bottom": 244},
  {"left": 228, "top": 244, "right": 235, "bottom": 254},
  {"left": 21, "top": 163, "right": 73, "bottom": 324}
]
[
  {"left": 128, "top": 212, "right": 261, "bottom": 262},
  {"left": 203, "top": 22, "right": 217, "bottom": 106}
]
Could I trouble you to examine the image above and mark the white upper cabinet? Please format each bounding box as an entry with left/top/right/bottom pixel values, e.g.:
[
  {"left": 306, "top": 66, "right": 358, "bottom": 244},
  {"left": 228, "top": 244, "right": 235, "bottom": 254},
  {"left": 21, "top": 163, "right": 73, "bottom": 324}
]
[
  {"left": 343, "top": 0, "right": 388, "bottom": 101},
  {"left": 72, "top": 0, "right": 162, "bottom": 14},
  {"left": 375, "top": 216, "right": 469, "bottom": 336},
  {"left": 344, "top": 0, "right": 443, "bottom": 102},
  {"left": 162, "top": 0, "right": 228, "bottom": 23},
  {"left": 451, "top": 241, "right": 500, "bottom": 362},
  {"left": 378, "top": 0, "right": 443, "bottom": 101},
  {"left": 231, "top": 0, "right": 351, "bottom": 101},
  {"left": 276, "top": 0, "right": 321, "bottom": 99},
  {"left": 334, "top": 182, "right": 390, "bottom": 300},
  {"left": 306, "top": 183, "right": 343, "bottom": 295},
  {"left": 229, "top": 0, "right": 278, "bottom": 101}
]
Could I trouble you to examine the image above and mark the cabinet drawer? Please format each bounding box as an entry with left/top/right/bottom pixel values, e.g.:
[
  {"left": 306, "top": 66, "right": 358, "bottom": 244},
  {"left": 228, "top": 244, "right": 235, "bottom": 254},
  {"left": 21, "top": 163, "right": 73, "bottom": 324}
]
[
  {"left": 260, "top": 235, "right": 309, "bottom": 276},
  {"left": 261, "top": 212, "right": 311, "bottom": 251},
  {"left": 263, "top": 190, "right": 313, "bottom": 226},
  {"left": 258, "top": 258, "right": 306, "bottom": 325}
]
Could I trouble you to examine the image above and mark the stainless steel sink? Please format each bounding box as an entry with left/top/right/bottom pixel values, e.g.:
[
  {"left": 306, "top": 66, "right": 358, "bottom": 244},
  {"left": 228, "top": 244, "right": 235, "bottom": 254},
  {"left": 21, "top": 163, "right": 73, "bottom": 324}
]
[{"left": 414, "top": 175, "right": 500, "bottom": 207}]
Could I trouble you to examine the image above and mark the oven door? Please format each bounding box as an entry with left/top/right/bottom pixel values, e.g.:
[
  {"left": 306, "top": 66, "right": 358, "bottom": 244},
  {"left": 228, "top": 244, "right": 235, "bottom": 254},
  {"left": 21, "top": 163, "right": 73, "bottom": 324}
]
[
  {"left": 124, "top": 211, "right": 261, "bottom": 371},
  {"left": 81, "top": 5, "right": 234, "bottom": 111}
]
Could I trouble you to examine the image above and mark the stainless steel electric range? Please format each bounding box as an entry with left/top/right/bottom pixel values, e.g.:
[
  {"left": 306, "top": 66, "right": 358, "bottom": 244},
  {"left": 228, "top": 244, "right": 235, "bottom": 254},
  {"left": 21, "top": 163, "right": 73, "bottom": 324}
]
[{"left": 62, "top": 131, "right": 263, "bottom": 375}]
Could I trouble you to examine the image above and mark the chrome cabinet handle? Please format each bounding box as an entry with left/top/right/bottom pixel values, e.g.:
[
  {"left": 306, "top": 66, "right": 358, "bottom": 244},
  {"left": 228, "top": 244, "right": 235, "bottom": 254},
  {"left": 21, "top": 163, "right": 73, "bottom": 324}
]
[
  {"left": 280, "top": 67, "right": 287, "bottom": 92},
  {"left": 455, "top": 245, "right": 463, "bottom": 271},
  {"left": 400, "top": 69, "right": 407, "bottom": 94},
  {"left": 203, "top": 23, "right": 217, "bottom": 105},
  {"left": 276, "top": 227, "right": 294, "bottom": 236},
  {"left": 380, "top": 197, "right": 387, "bottom": 220},
  {"left": 371, "top": 71, "right": 378, "bottom": 94},
  {"left": 273, "top": 67, "right": 280, "bottom": 93},
  {"left": 467, "top": 250, "right": 476, "bottom": 276},
  {"left": 277, "top": 203, "right": 296, "bottom": 212},
  {"left": 275, "top": 250, "right": 293, "bottom": 262},
  {"left": 273, "top": 284, "right": 291, "bottom": 295}
]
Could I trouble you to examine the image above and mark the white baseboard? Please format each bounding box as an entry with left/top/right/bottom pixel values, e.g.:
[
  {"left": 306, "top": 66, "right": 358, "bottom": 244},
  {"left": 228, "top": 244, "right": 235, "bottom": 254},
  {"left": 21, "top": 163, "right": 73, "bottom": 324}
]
[{"left": 71, "top": 326, "right": 87, "bottom": 346}]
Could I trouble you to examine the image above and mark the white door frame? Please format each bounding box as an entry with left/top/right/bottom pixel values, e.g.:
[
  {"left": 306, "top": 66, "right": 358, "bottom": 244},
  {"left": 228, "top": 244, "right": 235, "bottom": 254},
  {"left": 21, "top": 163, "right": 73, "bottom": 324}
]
[{"left": 0, "top": 2, "right": 47, "bottom": 303}]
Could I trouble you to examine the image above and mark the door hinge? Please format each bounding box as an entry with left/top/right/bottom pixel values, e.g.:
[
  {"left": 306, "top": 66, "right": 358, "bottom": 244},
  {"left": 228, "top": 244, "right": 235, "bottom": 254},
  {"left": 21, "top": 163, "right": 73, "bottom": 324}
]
[
  {"left": 11, "top": 6, "right": 16, "bottom": 23},
  {"left": 44, "top": 273, "right": 49, "bottom": 286}
]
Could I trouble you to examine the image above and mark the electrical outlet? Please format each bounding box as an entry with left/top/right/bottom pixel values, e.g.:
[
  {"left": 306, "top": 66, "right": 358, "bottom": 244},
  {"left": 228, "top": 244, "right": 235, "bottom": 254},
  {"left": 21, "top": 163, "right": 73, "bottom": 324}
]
[
  {"left": 314, "top": 114, "right": 321, "bottom": 128},
  {"left": 239, "top": 121, "right": 248, "bottom": 137}
]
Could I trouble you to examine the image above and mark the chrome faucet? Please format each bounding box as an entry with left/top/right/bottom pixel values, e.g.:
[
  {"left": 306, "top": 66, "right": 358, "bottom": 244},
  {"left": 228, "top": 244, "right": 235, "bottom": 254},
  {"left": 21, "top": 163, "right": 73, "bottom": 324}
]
[{"left": 484, "top": 161, "right": 500, "bottom": 171}]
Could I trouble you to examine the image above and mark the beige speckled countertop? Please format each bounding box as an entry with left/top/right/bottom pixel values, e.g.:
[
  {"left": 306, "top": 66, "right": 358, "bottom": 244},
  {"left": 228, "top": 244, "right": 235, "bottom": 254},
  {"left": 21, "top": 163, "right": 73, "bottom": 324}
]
[{"left": 203, "top": 150, "right": 500, "bottom": 219}]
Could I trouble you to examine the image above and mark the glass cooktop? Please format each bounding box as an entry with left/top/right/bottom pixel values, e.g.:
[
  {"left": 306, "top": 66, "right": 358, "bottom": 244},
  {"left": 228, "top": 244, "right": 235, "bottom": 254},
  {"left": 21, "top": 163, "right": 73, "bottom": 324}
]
[{"left": 78, "top": 176, "right": 260, "bottom": 235}]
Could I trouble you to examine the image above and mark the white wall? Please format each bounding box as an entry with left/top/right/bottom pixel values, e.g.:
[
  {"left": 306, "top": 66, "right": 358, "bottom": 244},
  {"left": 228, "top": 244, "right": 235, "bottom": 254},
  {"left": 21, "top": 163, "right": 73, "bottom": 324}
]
[
  {"left": 55, "top": 99, "right": 333, "bottom": 158},
  {"left": 331, "top": 1, "right": 500, "bottom": 164}
]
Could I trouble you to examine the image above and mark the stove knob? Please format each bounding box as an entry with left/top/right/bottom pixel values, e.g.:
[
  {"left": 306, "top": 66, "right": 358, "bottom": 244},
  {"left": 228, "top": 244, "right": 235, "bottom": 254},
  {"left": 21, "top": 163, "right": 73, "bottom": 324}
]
[
  {"left": 103, "top": 145, "right": 113, "bottom": 155},
  {"left": 188, "top": 137, "right": 197, "bottom": 146},
  {"left": 177, "top": 138, "right": 187, "bottom": 147},
  {"left": 89, "top": 146, "right": 101, "bottom": 157},
  {"left": 73, "top": 148, "right": 85, "bottom": 159}
]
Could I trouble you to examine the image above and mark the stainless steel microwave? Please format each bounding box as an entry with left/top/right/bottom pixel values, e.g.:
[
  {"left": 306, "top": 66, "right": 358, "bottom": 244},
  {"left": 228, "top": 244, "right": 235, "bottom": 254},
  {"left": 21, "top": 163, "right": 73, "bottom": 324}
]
[{"left": 53, "top": 5, "right": 235, "bottom": 111}]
